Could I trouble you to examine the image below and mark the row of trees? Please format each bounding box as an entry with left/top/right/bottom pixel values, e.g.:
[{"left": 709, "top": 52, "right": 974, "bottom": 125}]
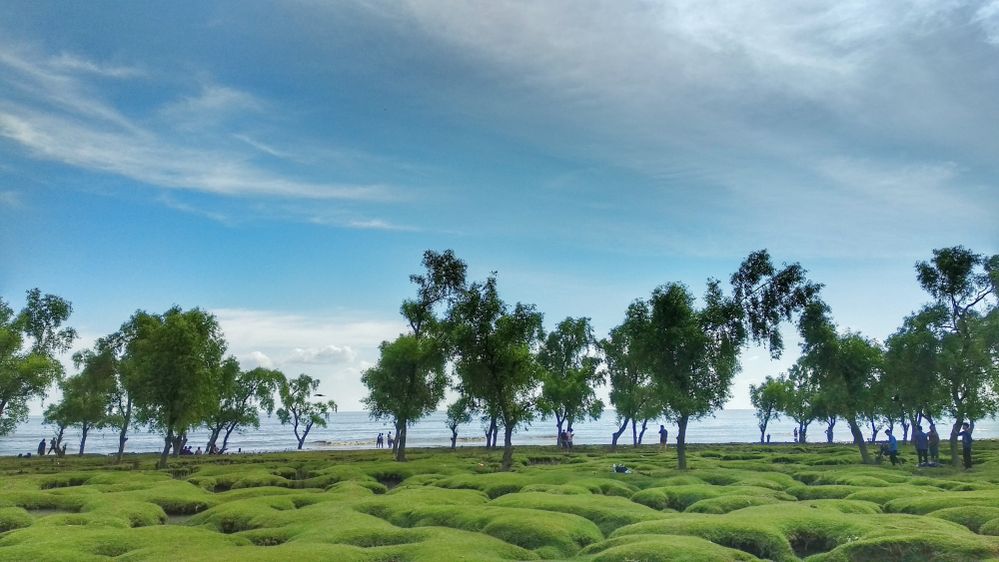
[
  {"left": 363, "top": 249, "right": 821, "bottom": 470},
  {"left": 751, "top": 247, "right": 998, "bottom": 466},
  {"left": 1, "top": 296, "right": 337, "bottom": 467}
]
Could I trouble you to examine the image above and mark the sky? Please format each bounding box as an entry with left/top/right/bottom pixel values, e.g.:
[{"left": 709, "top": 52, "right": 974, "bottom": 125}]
[{"left": 1, "top": 1, "right": 997, "bottom": 412}]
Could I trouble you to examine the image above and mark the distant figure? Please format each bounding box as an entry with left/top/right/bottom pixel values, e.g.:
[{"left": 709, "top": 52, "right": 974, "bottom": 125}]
[
  {"left": 793, "top": 428, "right": 798, "bottom": 443},
  {"left": 37, "top": 439, "right": 46, "bottom": 456},
  {"left": 48, "top": 439, "right": 59, "bottom": 455},
  {"left": 558, "top": 430, "right": 567, "bottom": 449},
  {"left": 928, "top": 424, "right": 940, "bottom": 462},
  {"left": 766, "top": 433, "right": 771, "bottom": 444},
  {"left": 566, "top": 428, "right": 574, "bottom": 449},
  {"left": 913, "top": 425, "right": 928, "bottom": 465},
  {"left": 376, "top": 433, "right": 384, "bottom": 448},
  {"left": 886, "top": 429, "right": 899, "bottom": 466},
  {"left": 659, "top": 425, "right": 668, "bottom": 450},
  {"left": 957, "top": 422, "right": 973, "bottom": 470},
  {"left": 195, "top": 447, "right": 203, "bottom": 455},
  {"left": 387, "top": 432, "right": 394, "bottom": 449}
]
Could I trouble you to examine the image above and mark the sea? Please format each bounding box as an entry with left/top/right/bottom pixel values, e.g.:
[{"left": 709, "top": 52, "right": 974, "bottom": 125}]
[{"left": 2, "top": 410, "right": 996, "bottom": 457}]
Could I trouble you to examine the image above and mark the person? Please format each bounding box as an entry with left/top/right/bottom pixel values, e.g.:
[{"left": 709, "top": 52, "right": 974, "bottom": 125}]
[
  {"left": 195, "top": 447, "right": 203, "bottom": 455},
  {"left": 659, "top": 425, "right": 668, "bottom": 450},
  {"left": 387, "top": 432, "right": 394, "bottom": 449},
  {"left": 558, "top": 430, "right": 567, "bottom": 449},
  {"left": 37, "top": 439, "right": 46, "bottom": 457},
  {"left": 793, "top": 428, "right": 798, "bottom": 443},
  {"left": 766, "top": 433, "right": 771, "bottom": 444},
  {"left": 886, "top": 428, "right": 899, "bottom": 466},
  {"left": 957, "top": 422, "right": 973, "bottom": 470},
  {"left": 376, "top": 433, "right": 384, "bottom": 448},
  {"left": 566, "top": 427, "right": 574, "bottom": 449},
  {"left": 914, "top": 425, "right": 929, "bottom": 466},
  {"left": 928, "top": 424, "right": 940, "bottom": 463},
  {"left": 48, "top": 439, "right": 59, "bottom": 455}
]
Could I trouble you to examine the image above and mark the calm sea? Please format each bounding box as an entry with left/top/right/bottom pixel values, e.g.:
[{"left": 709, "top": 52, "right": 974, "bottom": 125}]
[{"left": 2, "top": 410, "right": 995, "bottom": 457}]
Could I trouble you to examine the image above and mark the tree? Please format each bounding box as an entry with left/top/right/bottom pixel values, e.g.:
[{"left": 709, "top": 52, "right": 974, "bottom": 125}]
[
  {"left": 602, "top": 309, "right": 659, "bottom": 448},
  {"left": 800, "top": 302, "right": 883, "bottom": 463},
  {"left": 450, "top": 276, "right": 545, "bottom": 470},
  {"left": 0, "top": 290, "right": 77, "bottom": 436},
  {"left": 204, "top": 364, "right": 283, "bottom": 453},
  {"left": 276, "top": 374, "right": 337, "bottom": 450},
  {"left": 913, "top": 246, "right": 998, "bottom": 466},
  {"left": 41, "top": 400, "right": 69, "bottom": 457},
  {"left": 124, "top": 307, "right": 227, "bottom": 468},
  {"left": 778, "top": 363, "right": 821, "bottom": 443},
  {"left": 749, "top": 375, "right": 787, "bottom": 444},
  {"left": 632, "top": 251, "right": 820, "bottom": 469},
  {"left": 537, "top": 317, "right": 603, "bottom": 446},
  {"left": 884, "top": 312, "right": 949, "bottom": 444},
  {"left": 57, "top": 350, "right": 117, "bottom": 455},
  {"left": 363, "top": 249, "right": 466, "bottom": 462},
  {"left": 445, "top": 393, "right": 475, "bottom": 449}
]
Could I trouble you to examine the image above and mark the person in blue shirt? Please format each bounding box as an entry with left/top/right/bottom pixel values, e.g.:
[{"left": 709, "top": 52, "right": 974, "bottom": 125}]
[
  {"left": 886, "top": 428, "right": 899, "bottom": 466},
  {"left": 957, "top": 422, "right": 973, "bottom": 470},
  {"left": 913, "top": 425, "right": 929, "bottom": 466}
]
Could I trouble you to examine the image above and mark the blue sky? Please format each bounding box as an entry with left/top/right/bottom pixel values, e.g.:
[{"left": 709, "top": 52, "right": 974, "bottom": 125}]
[{"left": 1, "top": 1, "right": 997, "bottom": 411}]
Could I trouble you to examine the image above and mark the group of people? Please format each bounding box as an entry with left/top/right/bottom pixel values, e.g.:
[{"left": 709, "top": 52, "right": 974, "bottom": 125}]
[
  {"left": 375, "top": 432, "right": 394, "bottom": 449},
  {"left": 35, "top": 438, "right": 66, "bottom": 457},
  {"left": 883, "top": 422, "right": 973, "bottom": 469},
  {"left": 558, "top": 428, "right": 574, "bottom": 449}
]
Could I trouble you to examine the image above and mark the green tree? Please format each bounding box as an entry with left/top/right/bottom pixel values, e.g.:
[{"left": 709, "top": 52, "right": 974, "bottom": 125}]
[
  {"left": 537, "top": 317, "right": 603, "bottom": 445},
  {"left": 124, "top": 307, "right": 227, "bottom": 468},
  {"left": 450, "top": 276, "right": 545, "bottom": 470},
  {"left": 884, "top": 312, "right": 949, "bottom": 444},
  {"left": 602, "top": 309, "right": 659, "bottom": 448},
  {"left": 800, "top": 302, "right": 884, "bottom": 463},
  {"left": 0, "top": 290, "right": 77, "bottom": 436},
  {"left": 779, "top": 363, "right": 821, "bottom": 443},
  {"left": 913, "top": 246, "right": 998, "bottom": 466},
  {"left": 41, "top": 400, "right": 69, "bottom": 456},
  {"left": 204, "top": 364, "right": 283, "bottom": 453},
  {"left": 632, "top": 251, "right": 819, "bottom": 469},
  {"left": 276, "top": 374, "right": 337, "bottom": 450},
  {"left": 57, "top": 349, "right": 117, "bottom": 455},
  {"left": 749, "top": 375, "right": 787, "bottom": 444},
  {"left": 363, "top": 249, "right": 466, "bottom": 462},
  {"left": 445, "top": 393, "right": 476, "bottom": 449}
]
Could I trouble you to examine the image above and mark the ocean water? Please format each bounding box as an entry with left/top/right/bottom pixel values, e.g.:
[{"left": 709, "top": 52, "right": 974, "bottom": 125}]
[{"left": 2, "top": 410, "right": 995, "bottom": 457}]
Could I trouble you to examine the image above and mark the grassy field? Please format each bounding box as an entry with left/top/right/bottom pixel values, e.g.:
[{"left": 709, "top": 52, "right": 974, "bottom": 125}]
[{"left": 1, "top": 441, "right": 998, "bottom": 561}]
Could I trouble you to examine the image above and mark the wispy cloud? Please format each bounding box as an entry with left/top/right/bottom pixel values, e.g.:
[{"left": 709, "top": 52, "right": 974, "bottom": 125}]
[{"left": 0, "top": 190, "right": 21, "bottom": 208}]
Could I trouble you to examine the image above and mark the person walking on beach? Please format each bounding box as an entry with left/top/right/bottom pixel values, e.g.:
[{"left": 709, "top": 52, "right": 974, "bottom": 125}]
[
  {"left": 928, "top": 424, "right": 940, "bottom": 463},
  {"left": 659, "top": 425, "right": 668, "bottom": 450},
  {"left": 37, "top": 439, "right": 46, "bottom": 456},
  {"left": 376, "top": 433, "right": 384, "bottom": 448},
  {"left": 387, "top": 432, "right": 394, "bottom": 449},
  {"left": 913, "top": 425, "right": 929, "bottom": 466},
  {"left": 793, "top": 428, "right": 798, "bottom": 443},
  {"left": 958, "top": 423, "right": 973, "bottom": 470},
  {"left": 566, "top": 428, "right": 574, "bottom": 449},
  {"left": 885, "top": 429, "right": 899, "bottom": 466}
]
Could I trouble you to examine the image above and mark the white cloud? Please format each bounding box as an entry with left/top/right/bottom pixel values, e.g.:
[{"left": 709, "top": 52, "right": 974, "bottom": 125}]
[
  {"left": 243, "top": 350, "right": 275, "bottom": 369},
  {"left": 974, "top": 1, "right": 999, "bottom": 44},
  {"left": 47, "top": 52, "right": 145, "bottom": 78},
  {"left": 288, "top": 345, "right": 357, "bottom": 365}
]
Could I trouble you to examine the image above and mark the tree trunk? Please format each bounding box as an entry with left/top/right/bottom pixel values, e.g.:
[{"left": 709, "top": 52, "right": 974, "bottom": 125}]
[
  {"left": 486, "top": 417, "right": 497, "bottom": 449},
  {"left": 206, "top": 426, "right": 222, "bottom": 453},
  {"left": 611, "top": 416, "right": 630, "bottom": 450},
  {"left": 825, "top": 417, "right": 836, "bottom": 443},
  {"left": 638, "top": 419, "right": 648, "bottom": 444},
  {"left": 555, "top": 413, "right": 565, "bottom": 447},
  {"left": 868, "top": 419, "right": 880, "bottom": 443},
  {"left": 450, "top": 426, "right": 458, "bottom": 449},
  {"left": 220, "top": 423, "right": 238, "bottom": 453},
  {"left": 395, "top": 420, "right": 408, "bottom": 462},
  {"left": 171, "top": 434, "right": 185, "bottom": 457},
  {"left": 798, "top": 421, "right": 808, "bottom": 443},
  {"left": 158, "top": 430, "right": 173, "bottom": 469},
  {"left": 78, "top": 424, "right": 90, "bottom": 456},
  {"left": 116, "top": 398, "right": 132, "bottom": 463},
  {"left": 676, "top": 415, "right": 689, "bottom": 470},
  {"left": 630, "top": 419, "right": 638, "bottom": 447},
  {"left": 297, "top": 421, "right": 312, "bottom": 450},
  {"left": 949, "top": 419, "right": 963, "bottom": 467},
  {"left": 847, "top": 417, "right": 871, "bottom": 464},
  {"left": 500, "top": 423, "right": 515, "bottom": 471}
]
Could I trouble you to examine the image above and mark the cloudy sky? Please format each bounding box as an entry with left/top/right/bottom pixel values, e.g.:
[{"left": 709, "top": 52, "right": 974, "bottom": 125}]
[{"left": 1, "top": 1, "right": 996, "bottom": 411}]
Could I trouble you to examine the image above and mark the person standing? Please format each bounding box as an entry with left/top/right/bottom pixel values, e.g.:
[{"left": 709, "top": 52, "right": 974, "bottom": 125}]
[
  {"left": 37, "top": 439, "right": 46, "bottom": 457},
  {"left": 928, "top": 424, "right": 940, "bottom": 463},
  {"left": 957, "top": 423, "right": 973, "bottom": 470},
  {"left": 793, "top": 428, "right": 798, "bottom": 443},
  {"left": 913, "top": 425, "right": 929, "bottom": 466},
  {"left": 886, "top": 429, "right": 899, "bottom": 466},
  {"left": 659, "top": 425, "right": 668, "bottom": 450}
]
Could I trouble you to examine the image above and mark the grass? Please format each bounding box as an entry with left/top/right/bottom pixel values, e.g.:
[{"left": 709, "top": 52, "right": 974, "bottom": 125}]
[{"left": 0, "top": 441, "right": 997, "bottom": 560}]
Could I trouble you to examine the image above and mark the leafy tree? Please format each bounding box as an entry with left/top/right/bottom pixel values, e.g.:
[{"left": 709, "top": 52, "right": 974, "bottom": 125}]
[
  {"left": 124, "top": 307, "right": 227, "bottom": 468},
  {"left": 276, "top": 374, "right": 337, "bottom": 450},
  {"left": 537, "top": 317, "right": 603, "bottom": 445},
  {"left": 602, "top": 310, "right": 659, "bottom": 448},
  {"left": 800, "top": 302, "right": 884, "bottom": 463},
  {"left": 204, "top": 363, "right": 283, "bottom": 453},
  {"left": 363, "top": 249, "right": 466, "bottom": 462},
  {"left": 884, "top": 312, "right": 949, "bottom": 444},
  {"left": 0, "top": 290, "right": 77, "bottom": 436},
  {"left": 56, "top": 350, "right": 118, "bottom": 455},
  {"left": 632, "top": 251, "right": 819, "bottom": 469},
  {"left": 750, "top": 375, "right": 787, "bottom": 444},
  {"left": 912, "top": 246, "right": 998, "bottom": 465},
  {"left": 450, "top": 276, "right": 545, "bottom": 470},
  {"left": 41, "top": 400, "right": 69, "bottom": 456},
  {"left": 445, "top": 393, "right": 475, "bottom": 449},
  {"left": 778, "top": 363, "right": 821, "bottom": 443}
]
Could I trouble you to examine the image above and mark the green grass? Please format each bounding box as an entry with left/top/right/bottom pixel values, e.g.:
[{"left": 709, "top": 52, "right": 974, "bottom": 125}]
[{"left": 0, "top": 441, "right": 997, "bottom": 560}]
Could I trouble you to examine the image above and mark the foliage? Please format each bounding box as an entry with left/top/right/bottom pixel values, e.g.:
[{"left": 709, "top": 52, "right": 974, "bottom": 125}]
[
  {"left": 0, "top": 289, "right": 76, "bottom": 436},
  {"left": 204, "top": 364, "right": 283, "bottom": 453},
  {"left": 601, "top": 312, "right": 658, "bottom": 448},
  {"left": 450, "top": 275, "right": 544, "bottom": 470},
  {"left": 749, "top": 375, "right": 786, "bottom": 444},
  {"left": 276, "top": 374, "right": 337, "bottom": 450},
  {"left": 445, "top": 393, "right": 475, "bottom": 449},
  {"left": 537, "top": 317, "right": 604, "bottom": 444}
]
